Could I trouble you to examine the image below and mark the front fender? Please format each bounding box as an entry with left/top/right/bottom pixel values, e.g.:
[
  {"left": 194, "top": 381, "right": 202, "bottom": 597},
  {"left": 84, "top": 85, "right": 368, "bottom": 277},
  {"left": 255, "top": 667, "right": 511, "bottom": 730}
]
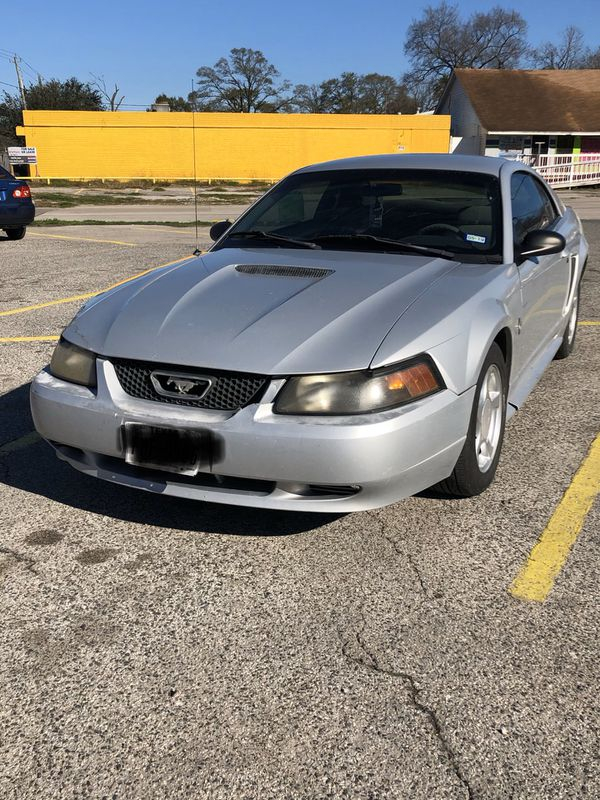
[{"left": 371, "top": 261, "right": 521, "bottom": 394}]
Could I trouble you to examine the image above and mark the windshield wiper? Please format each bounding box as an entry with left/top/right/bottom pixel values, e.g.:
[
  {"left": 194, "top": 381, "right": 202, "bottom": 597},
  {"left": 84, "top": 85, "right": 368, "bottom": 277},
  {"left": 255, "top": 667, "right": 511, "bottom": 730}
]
[
  {"left": 311, "top": 234, "right": 454, "bottom": 259},
  {"left": 227, "top": 230, "right": 321, "bottom": 249}
]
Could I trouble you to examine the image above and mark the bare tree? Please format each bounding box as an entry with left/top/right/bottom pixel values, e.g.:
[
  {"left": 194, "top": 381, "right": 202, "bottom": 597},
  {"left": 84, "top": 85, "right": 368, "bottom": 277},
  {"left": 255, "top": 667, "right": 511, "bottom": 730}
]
[
  {"left": 403, "top": 2, "right": 528, "bottom": 108},
  {"left": 530, "top": 26, "right": 588, "bottom": 69},
  {"left": 190, "top": 48, "right": 291, "bottom": 112},
  {"left": 91, "top": 74, "right": 125, "bottom": 110},
  {"left": 583, "top": 46, "right": 600, "bottom": 68}
]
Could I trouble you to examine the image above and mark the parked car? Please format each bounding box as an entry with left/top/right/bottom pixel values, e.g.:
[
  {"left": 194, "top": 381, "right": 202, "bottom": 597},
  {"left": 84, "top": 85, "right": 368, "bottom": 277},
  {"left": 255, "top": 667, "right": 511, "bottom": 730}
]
[
  {"left": 0, "top": 165, "right": 35, "bottom": 239},
  {"left": 31, "top": 154, "right": 587, "bottom": 512}
]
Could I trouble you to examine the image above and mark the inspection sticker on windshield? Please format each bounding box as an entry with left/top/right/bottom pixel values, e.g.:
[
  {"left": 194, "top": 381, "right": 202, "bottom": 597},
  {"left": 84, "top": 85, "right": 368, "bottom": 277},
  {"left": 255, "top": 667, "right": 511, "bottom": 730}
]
[{"left": 466, "top": 233, "right": 487, "bottom": 244}]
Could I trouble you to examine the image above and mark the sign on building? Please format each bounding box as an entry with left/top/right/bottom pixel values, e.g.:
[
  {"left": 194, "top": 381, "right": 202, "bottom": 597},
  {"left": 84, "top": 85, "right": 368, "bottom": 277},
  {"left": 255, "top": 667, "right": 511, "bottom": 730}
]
[{"left": 8, "top": 146, "right": 37, "bottom": 165}]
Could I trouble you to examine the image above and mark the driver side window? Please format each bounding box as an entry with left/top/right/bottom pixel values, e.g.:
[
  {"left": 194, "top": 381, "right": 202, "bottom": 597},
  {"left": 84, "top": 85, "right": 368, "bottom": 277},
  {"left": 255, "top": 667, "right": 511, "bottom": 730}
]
[
  {"left": 257, "top": 184, "right": 328, "bottom": 230},
  {"left": 511, "top": 172, "right": 553, "bottom": 246}
]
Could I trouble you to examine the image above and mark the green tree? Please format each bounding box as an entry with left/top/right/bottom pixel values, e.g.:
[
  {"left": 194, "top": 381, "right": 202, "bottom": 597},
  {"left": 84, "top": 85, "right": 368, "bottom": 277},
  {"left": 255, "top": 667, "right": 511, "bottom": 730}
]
[
  {"left": 190, "top": 48, "right": 291, "bottom": 112},
  {"left": 1, "top": 77, "right": 103, "bottom": 144},
  {"left": 24, "top": 78, "right": 103, "bottom": 110},
  {"left": 0, "top": 93, "right": 23, "bottom": 145}
]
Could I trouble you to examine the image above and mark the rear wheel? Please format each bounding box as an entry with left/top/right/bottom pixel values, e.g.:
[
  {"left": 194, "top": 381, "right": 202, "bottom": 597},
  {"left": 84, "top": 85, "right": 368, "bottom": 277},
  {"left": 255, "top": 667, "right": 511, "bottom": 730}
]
[
  {"left": 554, "top": 288, "right": 579, "bottom": 360},
  {"left": 5, "top": 227, "right": 26, "bottom": 241},
  {"left": 436, "top": 342, "right": 507, "bottom": 497}
]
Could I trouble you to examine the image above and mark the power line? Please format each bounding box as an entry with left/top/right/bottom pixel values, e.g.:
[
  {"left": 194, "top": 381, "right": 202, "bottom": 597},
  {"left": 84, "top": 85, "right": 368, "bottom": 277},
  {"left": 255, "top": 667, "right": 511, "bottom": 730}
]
[
  {"left": 0, "top": 50, "right": 43, "bottom": 84},
  {"left": 20, "top": 58, "right": 43, "bottom": 81}
]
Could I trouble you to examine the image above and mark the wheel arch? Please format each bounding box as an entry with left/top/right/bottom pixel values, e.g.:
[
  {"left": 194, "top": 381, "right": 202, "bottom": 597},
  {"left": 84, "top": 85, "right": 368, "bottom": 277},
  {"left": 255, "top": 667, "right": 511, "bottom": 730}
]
[{"left": 492, "top": 326, "right": 513, "bottom": 385}]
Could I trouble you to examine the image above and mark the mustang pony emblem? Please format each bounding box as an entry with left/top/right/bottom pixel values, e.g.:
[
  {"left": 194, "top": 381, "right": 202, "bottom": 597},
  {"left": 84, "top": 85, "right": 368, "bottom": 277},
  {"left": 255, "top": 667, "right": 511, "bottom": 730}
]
[
  {"left": 150, "top": 371, "right": 213, "bottom": 400},
  {"left": 167, "top": 378, "right": 196, "bottom": 394}
]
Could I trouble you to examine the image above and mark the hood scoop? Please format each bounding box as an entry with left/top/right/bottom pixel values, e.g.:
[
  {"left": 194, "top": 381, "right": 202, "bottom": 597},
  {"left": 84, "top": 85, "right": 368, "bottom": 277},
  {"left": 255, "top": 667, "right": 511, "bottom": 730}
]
[{"left": 235, "top": 264, "right": 334, "bottom": 279}]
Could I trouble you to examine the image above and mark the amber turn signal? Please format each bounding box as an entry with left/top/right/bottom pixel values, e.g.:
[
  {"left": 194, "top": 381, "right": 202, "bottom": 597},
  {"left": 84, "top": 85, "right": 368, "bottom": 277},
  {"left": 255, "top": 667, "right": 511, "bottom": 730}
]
[{"left": 385, "top": 363, "right": 440, "bottom": 396}]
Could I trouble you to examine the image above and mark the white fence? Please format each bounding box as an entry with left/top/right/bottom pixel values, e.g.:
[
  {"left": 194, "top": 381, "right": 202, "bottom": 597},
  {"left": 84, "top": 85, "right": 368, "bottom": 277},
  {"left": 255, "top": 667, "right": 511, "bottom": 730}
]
[{"left": 517, "top": 153, "right": 600, "bottom": 188}]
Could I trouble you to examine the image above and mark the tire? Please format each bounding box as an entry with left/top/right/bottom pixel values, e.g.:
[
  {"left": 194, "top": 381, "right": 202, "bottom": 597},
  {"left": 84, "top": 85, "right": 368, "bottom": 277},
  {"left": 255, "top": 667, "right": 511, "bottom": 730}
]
[
  {"left": 554, "top": 287, "right": 579, "bottom": 360},
  {"left": 5, "top": 227, "right": 26, "bottom": 241},
  {"left": 436, "top": 342, "right": 507, "bottom": 498}
]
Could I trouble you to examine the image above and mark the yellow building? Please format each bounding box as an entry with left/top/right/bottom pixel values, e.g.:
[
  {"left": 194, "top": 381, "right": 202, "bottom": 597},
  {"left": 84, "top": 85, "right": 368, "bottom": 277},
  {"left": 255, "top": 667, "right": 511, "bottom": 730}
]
[{"left": 18, "top": 110, "right": 450, "bottom": 182}]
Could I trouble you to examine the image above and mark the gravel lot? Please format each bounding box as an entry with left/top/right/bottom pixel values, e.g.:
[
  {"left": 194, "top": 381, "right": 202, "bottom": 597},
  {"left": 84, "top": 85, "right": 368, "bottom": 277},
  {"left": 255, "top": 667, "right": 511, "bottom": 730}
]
[{"left": 0, "top": 213, "right": 599, "bottom": 800}]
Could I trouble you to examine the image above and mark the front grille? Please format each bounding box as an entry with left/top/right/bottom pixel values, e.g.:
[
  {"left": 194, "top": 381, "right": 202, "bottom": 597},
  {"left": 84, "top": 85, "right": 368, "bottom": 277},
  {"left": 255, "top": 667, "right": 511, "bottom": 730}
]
[{"left": 111, "top": 358, "right": 268, "bottom": 410}]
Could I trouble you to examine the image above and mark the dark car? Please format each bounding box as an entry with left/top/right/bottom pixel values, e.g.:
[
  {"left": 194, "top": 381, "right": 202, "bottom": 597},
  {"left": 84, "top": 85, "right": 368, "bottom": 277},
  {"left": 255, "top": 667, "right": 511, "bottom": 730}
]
[{"left": 0, "top": 165, "right": 35, "bottom": 240}]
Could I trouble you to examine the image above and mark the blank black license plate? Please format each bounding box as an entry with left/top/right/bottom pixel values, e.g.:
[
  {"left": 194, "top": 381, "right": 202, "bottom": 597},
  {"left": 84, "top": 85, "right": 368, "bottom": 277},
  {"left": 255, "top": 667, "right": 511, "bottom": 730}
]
[{"left": 122, "top": 423, "right": 213, "bottom": 476}]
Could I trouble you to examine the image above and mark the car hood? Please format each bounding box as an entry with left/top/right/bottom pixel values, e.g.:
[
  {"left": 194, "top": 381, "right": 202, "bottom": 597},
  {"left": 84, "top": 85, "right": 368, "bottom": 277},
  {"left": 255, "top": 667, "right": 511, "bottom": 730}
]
[{"left": 65, "top": 247, "right": 457, "bottom": 374}]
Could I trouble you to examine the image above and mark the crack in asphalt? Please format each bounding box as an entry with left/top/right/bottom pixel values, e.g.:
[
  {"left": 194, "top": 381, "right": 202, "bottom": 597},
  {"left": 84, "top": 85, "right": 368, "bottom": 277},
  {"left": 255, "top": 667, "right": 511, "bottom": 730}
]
[
  {"left": 0, "top": 546, "right": 39, "bottom": 577},
  {"left": 345, "top": 514, "right": 473, "bottom": 798},
  {"left": 369, "top": 510, "right": 430, "bottom": 598},
  {"left": 341, "top": 616, "right": 475, "bottom": 800}
]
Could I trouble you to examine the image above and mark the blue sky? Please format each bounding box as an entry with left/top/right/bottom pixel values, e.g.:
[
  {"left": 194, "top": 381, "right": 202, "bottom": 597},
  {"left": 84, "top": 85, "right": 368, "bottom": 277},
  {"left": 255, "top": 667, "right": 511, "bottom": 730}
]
[{"left": 1, "top": 0, "right": 599, "bottom": 106}]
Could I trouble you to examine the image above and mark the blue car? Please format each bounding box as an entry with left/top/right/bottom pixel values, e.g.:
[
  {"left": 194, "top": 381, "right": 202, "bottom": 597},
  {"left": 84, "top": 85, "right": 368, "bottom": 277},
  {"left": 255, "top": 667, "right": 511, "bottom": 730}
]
[{"left": 0, "top": 165, "right": 35, "bottom": 240}]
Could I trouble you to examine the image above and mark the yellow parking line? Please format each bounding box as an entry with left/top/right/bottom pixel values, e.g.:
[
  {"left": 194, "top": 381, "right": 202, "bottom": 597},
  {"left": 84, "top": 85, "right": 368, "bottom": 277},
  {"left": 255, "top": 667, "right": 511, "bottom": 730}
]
[
  {"left": 0, "top": 294, "right": 97, "bottom": 317},
  {"left": 0, "top": 335, "right": 59, "bottom": 343},
  {"left": 0, "top": 431, "right": 40, "bottom": 454},
  {"left": 0, "top": 255, "right": 195, "bottom": 317},
  {"left": 579, "top": 321, "right": 600, "bottom": 326},
  {"left": 29, "top": 232, "right": 137, "bottom": 247},
  {"left": 510, "top": 434, "right": 600, "bottom": 602}
]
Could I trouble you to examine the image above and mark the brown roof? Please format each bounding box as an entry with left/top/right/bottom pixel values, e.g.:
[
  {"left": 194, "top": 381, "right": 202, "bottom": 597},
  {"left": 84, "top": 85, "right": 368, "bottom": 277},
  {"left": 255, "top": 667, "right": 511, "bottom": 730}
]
[{"left": 451, "top": 69, "right": 600, "bottom": 133}]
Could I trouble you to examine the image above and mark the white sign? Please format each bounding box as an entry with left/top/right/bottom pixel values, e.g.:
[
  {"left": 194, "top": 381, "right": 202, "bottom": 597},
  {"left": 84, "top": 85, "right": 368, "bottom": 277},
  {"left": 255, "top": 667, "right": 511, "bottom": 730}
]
[{"left": 8, "top": 146, "right": 37, "bottom": 165}]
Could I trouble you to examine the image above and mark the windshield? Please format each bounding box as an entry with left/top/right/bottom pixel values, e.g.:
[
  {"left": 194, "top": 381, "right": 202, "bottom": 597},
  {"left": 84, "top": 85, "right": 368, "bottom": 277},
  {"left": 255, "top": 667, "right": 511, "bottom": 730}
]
[{"left": 217, "top": 168, "right": 503, "bottom": 259}]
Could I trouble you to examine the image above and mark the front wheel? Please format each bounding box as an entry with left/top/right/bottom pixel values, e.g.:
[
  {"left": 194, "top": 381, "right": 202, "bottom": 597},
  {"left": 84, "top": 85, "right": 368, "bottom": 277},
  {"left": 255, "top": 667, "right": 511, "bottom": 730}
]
[
  {"left": 436, "top": 342, "right": 507, "bottom": 497},
  {"left": 5, "top": 227, "right": 26, "bottom": 241}
]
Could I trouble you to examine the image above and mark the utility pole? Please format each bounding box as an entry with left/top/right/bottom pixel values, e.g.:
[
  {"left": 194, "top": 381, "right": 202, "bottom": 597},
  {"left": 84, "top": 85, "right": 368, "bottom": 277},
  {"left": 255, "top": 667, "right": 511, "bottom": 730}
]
[{"left": 13, "top": 55, "right": 27, "bottom": 108}]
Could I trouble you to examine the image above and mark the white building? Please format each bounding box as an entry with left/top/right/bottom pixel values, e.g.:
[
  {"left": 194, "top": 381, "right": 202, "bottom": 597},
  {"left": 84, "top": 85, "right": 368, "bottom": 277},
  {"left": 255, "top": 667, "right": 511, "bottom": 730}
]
[{"left": 437, "top": 69, "right": 600, "bottom": 160}]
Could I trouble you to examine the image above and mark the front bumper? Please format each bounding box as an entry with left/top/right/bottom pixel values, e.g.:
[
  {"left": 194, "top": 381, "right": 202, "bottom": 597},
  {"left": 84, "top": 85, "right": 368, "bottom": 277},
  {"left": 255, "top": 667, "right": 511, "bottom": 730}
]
[{"left": 30, "top": 360, "right": 474, "bottom": 512}]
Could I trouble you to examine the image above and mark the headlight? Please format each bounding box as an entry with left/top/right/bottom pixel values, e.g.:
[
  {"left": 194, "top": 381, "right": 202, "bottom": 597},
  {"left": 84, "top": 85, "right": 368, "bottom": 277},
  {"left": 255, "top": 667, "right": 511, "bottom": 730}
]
[
  {"left": 274, "top": 356, "right": 444, "bottom": 415},
  {"left": 49, "top": 338, "right": 97, "bottom": 387}
]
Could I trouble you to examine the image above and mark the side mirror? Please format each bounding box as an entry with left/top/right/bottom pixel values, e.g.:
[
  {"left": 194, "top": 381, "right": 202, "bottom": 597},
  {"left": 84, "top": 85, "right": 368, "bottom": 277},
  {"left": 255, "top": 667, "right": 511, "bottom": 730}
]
[
  {"left": 518, "top": 229, "right": 566, "bottom": 260},
  {"left": 210, "top": 220, "right": 232, "bottom": 242}
]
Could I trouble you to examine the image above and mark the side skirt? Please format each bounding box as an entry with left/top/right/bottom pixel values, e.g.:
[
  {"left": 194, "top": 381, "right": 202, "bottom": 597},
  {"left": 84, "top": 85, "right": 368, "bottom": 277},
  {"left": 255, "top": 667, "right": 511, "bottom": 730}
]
[{"left": 507, "top": 334, "right": 563, "bottom": 417}]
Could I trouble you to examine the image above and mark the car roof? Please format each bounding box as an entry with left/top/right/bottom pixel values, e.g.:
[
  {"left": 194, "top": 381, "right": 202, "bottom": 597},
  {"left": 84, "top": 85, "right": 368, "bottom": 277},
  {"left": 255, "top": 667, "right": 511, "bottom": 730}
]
[{"left": 295, "top": 153, "right": 516, "bottom": 177}]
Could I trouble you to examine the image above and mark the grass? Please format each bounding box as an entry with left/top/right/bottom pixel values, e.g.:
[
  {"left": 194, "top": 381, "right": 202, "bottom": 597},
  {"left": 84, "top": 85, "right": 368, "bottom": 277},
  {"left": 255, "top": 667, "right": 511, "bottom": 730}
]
[
  {"left": 32, "top": 191, "right": 261, "bottom": 207},
  {"left": 31, "top": 218, "right": 213, "bottom": 228},
  {"left": 28, "top": 178, "right": 273, "bottom": 190},
  {"left": 32, "top": 192, "right": 191, "bottom": 207}
]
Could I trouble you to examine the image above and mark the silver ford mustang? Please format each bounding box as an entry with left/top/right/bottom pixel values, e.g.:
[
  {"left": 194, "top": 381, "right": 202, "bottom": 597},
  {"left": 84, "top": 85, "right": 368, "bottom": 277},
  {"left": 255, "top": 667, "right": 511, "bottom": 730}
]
[{"left": 31, "top": 155, "right": 588, "bottom": 511}]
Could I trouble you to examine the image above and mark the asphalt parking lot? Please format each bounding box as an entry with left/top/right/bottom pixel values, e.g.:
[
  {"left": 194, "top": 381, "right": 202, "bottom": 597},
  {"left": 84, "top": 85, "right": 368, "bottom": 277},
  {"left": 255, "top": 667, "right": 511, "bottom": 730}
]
[{"left": 1, "top": 218, "right": 599, "bottom": 799}]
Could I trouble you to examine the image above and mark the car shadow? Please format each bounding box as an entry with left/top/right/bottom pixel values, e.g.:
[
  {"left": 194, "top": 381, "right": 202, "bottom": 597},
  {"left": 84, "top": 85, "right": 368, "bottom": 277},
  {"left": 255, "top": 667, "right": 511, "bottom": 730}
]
[{"left": 0, "top": 383, "right": 342, "bottom": 536}]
